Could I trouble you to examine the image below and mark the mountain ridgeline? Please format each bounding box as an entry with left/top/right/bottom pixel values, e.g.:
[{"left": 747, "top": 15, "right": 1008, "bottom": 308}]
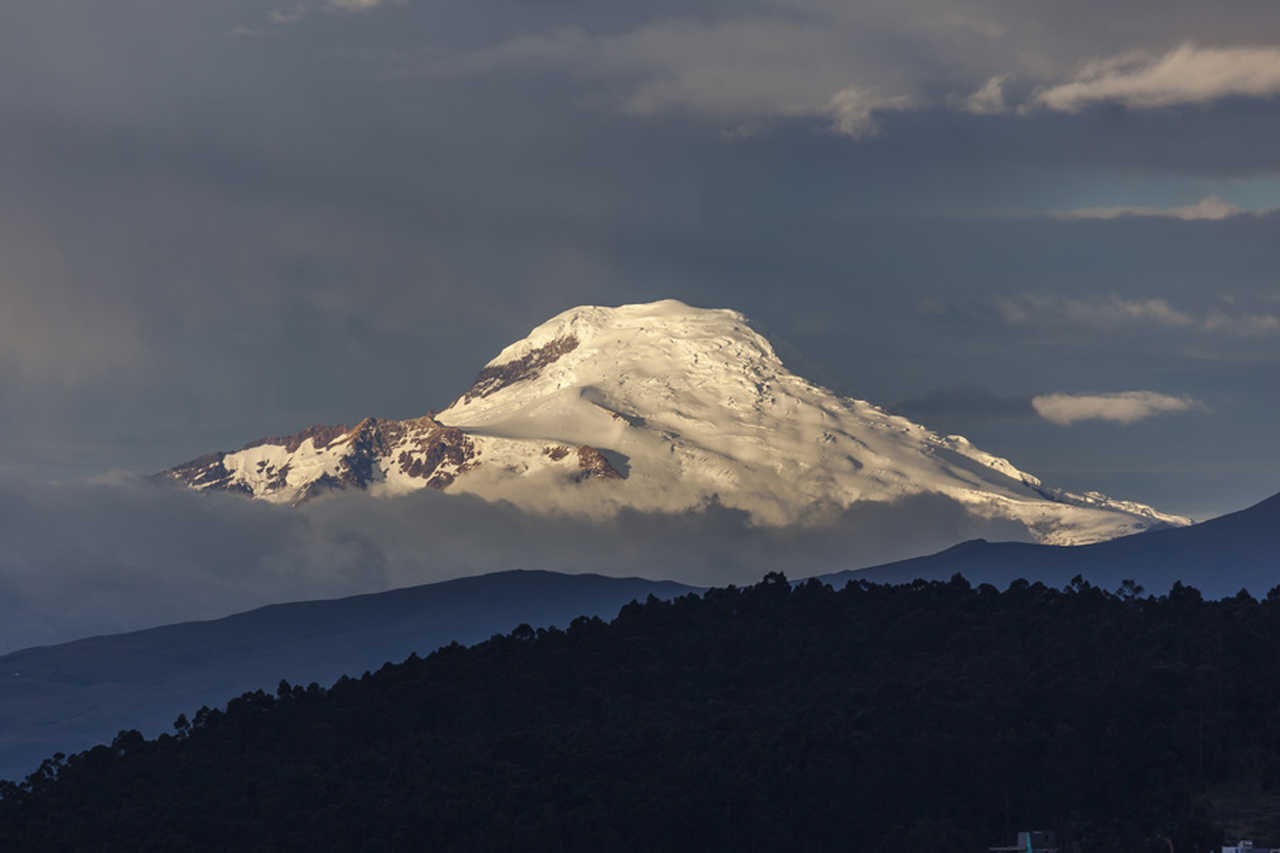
[
  {"left": 825, "top": 490, "right": 1280, "bottom": 599},
  {"left": 6, "top": 573, "right": 1280, "bottom": 851}
]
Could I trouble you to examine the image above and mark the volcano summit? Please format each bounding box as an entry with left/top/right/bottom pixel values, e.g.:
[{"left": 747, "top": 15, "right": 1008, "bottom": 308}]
[{"left": 164, "top": 300, "right": 1188, "bottom": 545}]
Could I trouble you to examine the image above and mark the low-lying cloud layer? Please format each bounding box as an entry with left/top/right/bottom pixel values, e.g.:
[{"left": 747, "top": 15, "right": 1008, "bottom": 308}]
[
  {"left": 1032, "top": 391, "right": 1201, "bottom": 426},
  {"left": 0, "top": 475, "right": 1030, "bottom": 654}
]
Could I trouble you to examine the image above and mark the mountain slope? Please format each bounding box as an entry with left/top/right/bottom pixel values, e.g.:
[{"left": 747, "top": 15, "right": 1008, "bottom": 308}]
[
  {"left": 0, "top": 570, "right": 695, "bottom": 783},
  {"left": 823, "top": 490, "right": 1280, "bottom": 598},
  {"left": 164, "top": 299, "right": 1188, "bottom": 545}
]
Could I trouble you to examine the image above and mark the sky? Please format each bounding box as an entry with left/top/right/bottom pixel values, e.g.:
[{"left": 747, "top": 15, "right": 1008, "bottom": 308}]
[{"left": 2, "top": 0, "right": 1279, "bottom": 646}]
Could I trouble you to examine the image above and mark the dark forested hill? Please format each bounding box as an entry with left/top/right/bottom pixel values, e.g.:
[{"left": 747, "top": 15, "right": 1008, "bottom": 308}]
[
  {"left": 827, "top": 490, "right": 1280, "bottom": 597},
  {"left": 0, "top": 570, "right": 696, "bottom": 783},
  {"left": 5, "top": 573, "right": 1280, "bottom": 851}
]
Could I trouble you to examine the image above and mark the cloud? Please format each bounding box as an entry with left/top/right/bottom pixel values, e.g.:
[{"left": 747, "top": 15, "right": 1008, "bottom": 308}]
[
  {"left": 1032, "top": 391, "right": 1201, "bottom": 425},
  {"left": 996, "top": 293, "right": 1280, "bottom": 337},
  {"left": 0, "top": 473, "right": 1030, "bottom": 653},
  {"left": 960, "top": 75, "right": 1009, "bottom": 115},
  {"left": 328, "top": 0, "right": 384, "bottom": 10},
  {"left": 259, "top": 0, "right": 387, "bottom": 30},
  {"left": 269, "top": 6, "right": 307, "bottom": 24},
  {"left": 1203, "top": 311, "right": 1280, "bottom": 336},
  {"left": 827, "top": 87, "right": 912, "bottom": 137},
  {"left": 1036, "top": 44, "right": 1280, "bottom": 112},
  {"left": 432, "top": 20, "right": 914, "bottom": 138},
  {"left": 1089, "top": 297, "right": 1195, "bottom": 327},
  {"left": 1059, "top": 196, "right": 1269, "bottom": 221},
  {"left": 998, "top": 294, "right": 1195, "bottom": 329}
]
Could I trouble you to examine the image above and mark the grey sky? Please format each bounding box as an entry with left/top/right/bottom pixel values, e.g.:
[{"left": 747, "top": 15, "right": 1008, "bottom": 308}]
[{"left": 1, "top": 0, "right": 1278, "bottom": 646}]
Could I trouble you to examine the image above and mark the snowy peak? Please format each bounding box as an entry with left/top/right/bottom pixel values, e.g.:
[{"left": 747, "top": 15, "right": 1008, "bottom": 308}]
[
  {"left": 477, "top": 300, "right": 766, "bottom": 371},
  {"left": 164, "top": 299, "right": 1190, "bottom": 545},
  {"left": 447, "top": 300, "right": 778, "bottom": 417}
]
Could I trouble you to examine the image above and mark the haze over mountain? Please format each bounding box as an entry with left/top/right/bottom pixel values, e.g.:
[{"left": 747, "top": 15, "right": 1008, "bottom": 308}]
[
  {"left": 825, "top": 489, "right": 1280, "bottom": 598},
  {"left": 165, "top": 300, "right": 1187, "bottom": 546},
  {"left": 0, "top": 570, "right": 694, "bottom": 784}
]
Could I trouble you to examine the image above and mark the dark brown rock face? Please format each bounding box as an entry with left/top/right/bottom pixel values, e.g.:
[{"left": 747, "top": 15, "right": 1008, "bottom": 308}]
[
  {"left": 576, "top": 446, "right": 623, "bottom": 480},
  {"left": 394, "top": 416, "right": 479, "bottom": 490},
  {"left": 161, "top": 412, "right": 485, "bottom": 503},
  {"left": 242, "top": 423, "right": 350, "bottom": 454},
  {"left": 164, "top": 453, "right": 252, "bottom": 495},
  {"left": 459, "top": 335, "right": 579, "bottom": 404},
  {"left": 162, "top": 399, "right": 620, "bottom": 503}
]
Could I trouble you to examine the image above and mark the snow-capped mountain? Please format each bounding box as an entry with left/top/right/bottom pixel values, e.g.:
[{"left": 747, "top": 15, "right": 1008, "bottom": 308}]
[{"left": 164, "top": 300, "right": 1189, "bottom": 545}]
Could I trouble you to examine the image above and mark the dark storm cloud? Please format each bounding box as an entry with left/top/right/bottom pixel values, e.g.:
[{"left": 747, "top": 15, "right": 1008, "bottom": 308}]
[{"left": 0, "top": 474, "right": 1027, "bottom": 653}]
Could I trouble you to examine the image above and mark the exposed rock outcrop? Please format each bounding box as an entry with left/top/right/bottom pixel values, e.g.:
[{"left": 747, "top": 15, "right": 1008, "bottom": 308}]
[
  {"left": 163, "top": 413, "right": 486, "bottom": 504},
  {"left": 459, "top": 335, "right": 579, "bottom": 404},
  {"left": 576, "top": 446, "right": 623, "bottom": 481}
]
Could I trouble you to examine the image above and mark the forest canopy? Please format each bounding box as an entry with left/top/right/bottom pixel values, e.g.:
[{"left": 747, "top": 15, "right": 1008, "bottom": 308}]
[{"left": 4, "top": 572, "right": 1280, "bottom": 851}]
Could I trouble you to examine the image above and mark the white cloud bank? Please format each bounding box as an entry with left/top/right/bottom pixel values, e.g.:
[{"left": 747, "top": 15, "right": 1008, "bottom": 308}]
[
  {"left": 1032, "top": 391, "right": 1201, "bottom": 426},
  {"left": 1060, "top": 196, "right": 1271, "bottom": 221},
  {"left": 1036, "top": 44, "right": 1280, "bottom": 111}
]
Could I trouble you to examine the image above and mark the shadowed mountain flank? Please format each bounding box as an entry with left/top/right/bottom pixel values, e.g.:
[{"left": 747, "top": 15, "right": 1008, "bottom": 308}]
[
  {"left": 824, "top": 491, "right": 1280, "bottom": 598},
  {"left": 0, "top": 570, "right": 695, "bottom": 783}
]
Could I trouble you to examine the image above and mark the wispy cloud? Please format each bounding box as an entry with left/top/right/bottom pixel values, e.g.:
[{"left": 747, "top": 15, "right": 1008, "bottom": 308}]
[
  {"left": 402, "top": 20, "right": 915, "bottom": 139},
  {"left": 1036, "top": 44, "right": 1280, "bottom": 112},
  {"left": 997, "top": 293, "right": 1278, "bottom": 336},
  {"left": 997, "top": 294, "right": 1194, "bottom": 329},
  {"left": 1058, "top": 196, "right": 1271, "bottom": 221},
  {"left": 1203, "top": 311, "right": 1280, "bottom": 336},
  {"left": 228, "top": 25, "right": 268, "bottom": 39},
  {"left": 1032, "top": 391, "right": 1201, "bottom": 426},
  {"left": 269, "top": 5, "right": 307, "bottom": 24},
  {"left": 245, "top": 0, "right": 389, "bottom": 32}
]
